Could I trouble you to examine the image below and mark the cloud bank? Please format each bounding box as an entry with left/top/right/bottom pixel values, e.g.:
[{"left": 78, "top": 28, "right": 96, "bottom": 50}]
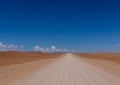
[
  {"left": 0, "top": 42, "right": 76, "bottom": 53},
  {"left": 0, "top": 42, "right": 23, "bottom": 51},
  {"left": 34, "top": 45, "right": 70, "bottom": 53}
]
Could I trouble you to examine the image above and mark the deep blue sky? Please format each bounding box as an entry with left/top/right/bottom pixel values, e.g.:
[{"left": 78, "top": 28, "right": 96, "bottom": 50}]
[{"left": 0, "top": 0, "right": 120, "bottom": 52}]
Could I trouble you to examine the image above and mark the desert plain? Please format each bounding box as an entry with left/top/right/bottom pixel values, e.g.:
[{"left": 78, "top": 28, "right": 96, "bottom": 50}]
[{"left": 0, "top": 51, "right": 120, "bottom": 85}]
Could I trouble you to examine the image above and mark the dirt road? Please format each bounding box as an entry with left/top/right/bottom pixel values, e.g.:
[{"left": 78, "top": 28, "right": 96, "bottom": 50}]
[{"left": 0, "top": 54, "right": 120, "bottom": 85}]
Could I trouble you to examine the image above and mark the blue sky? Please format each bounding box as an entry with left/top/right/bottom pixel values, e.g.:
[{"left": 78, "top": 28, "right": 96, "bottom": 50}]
[{"left": 0, "top": 0, "right": 120, "bottom": 52}]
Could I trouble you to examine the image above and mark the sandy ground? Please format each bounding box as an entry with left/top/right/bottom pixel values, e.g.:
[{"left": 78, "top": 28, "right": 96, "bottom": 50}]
[
  {"left": 0, "top": 51, "right": 62, "bottom": 67},
  {"left": 76, "top": 53, "right": 120, "bottom": 77},
  {"left": 0, "top": 53, "right": 119, "bottom": 85}
]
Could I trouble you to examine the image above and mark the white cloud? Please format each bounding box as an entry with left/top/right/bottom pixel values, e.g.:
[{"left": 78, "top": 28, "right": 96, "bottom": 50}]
[
  {"left": 0, "top": 42, "right": 23, "bottom": 51},
  {"left": 34, "top": 45, "right": 45, "bottom": 52},
  {"left": 34, "top": 45, "right": 40, "bottom": 51},
  {"left": 63, "top": 49, "right": 69, "bottom": 52},
  {"left": 33, "top": 45, "right": 72, "bottom": 53},
  {"left": 56, "top": 49, "right": 61, "bottom": 52},
  {"left": 0, "top": 43, "right": 6, "bottom": 51},
  {"left": 51, "top": 46, "right": 56, "bottom": 51},
  {"left": 0, "top": 43, "right": 6, "bottom": 48}
]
